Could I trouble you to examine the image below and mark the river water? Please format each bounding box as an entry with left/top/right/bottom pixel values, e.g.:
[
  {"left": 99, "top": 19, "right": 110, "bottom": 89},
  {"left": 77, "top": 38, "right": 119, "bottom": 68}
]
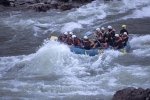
[{"left": 0, "top": 0, "right": 150, "bottom": 100}]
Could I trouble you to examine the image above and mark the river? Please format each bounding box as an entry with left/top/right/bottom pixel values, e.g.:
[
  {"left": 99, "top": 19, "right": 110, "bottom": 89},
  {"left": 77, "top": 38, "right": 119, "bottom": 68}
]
[{"left": 0, "top": 0, "right": 150, "bottom": 100}]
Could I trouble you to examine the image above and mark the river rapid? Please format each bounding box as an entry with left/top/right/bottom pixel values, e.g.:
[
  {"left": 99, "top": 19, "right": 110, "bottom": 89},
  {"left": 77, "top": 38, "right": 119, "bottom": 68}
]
[{"left": 0, "top": 0, "right": 150, "bottom": 100}]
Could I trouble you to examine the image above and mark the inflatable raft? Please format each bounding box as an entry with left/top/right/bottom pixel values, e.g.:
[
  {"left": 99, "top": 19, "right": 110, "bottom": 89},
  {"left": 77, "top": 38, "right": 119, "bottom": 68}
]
[
  {"left": 50, "top": 36, "right": 130, "bottom": 56},
  {"left": 70, "top": 46, "right": 101, "bottom": 56},
  {"left": 70, "top": 46, "right": 130, "bottom": 56}
]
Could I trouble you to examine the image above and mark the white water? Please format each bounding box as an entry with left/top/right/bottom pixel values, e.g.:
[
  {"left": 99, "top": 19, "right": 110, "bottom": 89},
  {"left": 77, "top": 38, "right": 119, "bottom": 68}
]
[
  {"left": 0, "top": 0, "right": 150, "bottom": 99},
  {"left": 1, "top": 0, "right": 150, "bottom": 36},
  {"left": 0, "top": 35, "right": 150, "bottom": 99}
]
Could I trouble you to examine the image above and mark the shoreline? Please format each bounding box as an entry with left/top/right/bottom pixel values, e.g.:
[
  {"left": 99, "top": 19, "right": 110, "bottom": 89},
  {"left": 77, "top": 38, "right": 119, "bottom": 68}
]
[{"left": 0, "top": 0, "right": 93, "bottom": 12}]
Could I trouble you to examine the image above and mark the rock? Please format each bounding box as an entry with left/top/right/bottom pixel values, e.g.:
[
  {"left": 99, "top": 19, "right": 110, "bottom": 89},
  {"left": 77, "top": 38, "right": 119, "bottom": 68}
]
[
  {"left": 112, "top": 87, "right": 150, "bottom": 100},
  {"left": 28, "top": 3, "right": 51, "bottom": 12},
  {"left": 50, "top": 3, "right": 59, "bottom": 9},
  {"left": 59, "top": 3, "right": 73, "bottom": 11},
  {"left": 59, "top": 0, "right": 69, "bottom": 2},
  {"left": 0, "top": 0, "right": 94, "bottom": 11},
  {"left": 0, "top": 0, "right": 10, "bottom": 6}
]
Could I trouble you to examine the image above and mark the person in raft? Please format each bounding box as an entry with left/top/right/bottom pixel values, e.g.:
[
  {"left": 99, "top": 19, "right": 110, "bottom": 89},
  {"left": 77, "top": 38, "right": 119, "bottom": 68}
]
[
  {"left": 120, "top": 24, "right": 129, "bottom": 36},
  {"left": 93, "top": 27, "right": 108, "bottom": 48},
  {"left": 106, "top": 25, "right": 116, "bottom": 47},
  {"left": 72, "top": 35, "right": 81, "bottom": 47},
  {"left": 81, "top": 36, "right": 94, "bottom": 50},
  {"left": 113, "top": 34, "right": 123, "bottom": 49},
  {"left": 58, "top": 32, "right": 68, "bottom": 43},
  {"left": 121, "top": 32, "right": 129, "bottom": 47},
  {"left": 66, "top": 32, "right": 73, "bottom": 45}
]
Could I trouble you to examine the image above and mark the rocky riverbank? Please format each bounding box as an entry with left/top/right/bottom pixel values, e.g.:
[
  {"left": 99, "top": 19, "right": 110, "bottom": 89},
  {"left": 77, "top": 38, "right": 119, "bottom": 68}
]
[
  {"left": 0, "top": 0, "right": 93, "bottom": 12},
  {"left": 112, "top": 87, "right": 150, "bottom": 100}
]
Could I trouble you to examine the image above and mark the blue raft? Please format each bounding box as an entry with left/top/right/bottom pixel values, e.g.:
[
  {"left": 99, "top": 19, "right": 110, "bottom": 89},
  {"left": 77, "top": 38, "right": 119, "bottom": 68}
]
[
  {"left": 50, "top": 36, "right": 130, "bottom": 56},
  {"left": 70, "top": 44, "right": 130, "bottom": 56},
  {"left": 70, "top": 46, "right": 101, "bottom": 56}
]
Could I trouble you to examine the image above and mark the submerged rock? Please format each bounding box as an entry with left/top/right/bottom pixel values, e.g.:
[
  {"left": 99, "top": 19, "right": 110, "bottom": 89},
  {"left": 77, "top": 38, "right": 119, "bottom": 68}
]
[{"left": 112, "top": 87, "right": 150, "bottom": 100}]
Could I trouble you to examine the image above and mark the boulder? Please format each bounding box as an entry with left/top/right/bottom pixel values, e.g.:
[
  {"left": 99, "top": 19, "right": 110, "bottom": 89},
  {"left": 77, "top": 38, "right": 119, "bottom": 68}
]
[
  {"left": 112, "top": 87, "right": 150, "bottom": 100},
  {"left": 28, "top": 3, "right": 51, "bottom": 12},
  {"left": 0, "top": 0, "right": 93, "bottom": 11},
  {"left": 0, "top": 0, "right": 10, "bottom": 6},
  {"left": 50, "top": 3, "right": 59, "bottom": 9},
  {"left": 59, "top": 3, "right": 73, "bottom": 11}
]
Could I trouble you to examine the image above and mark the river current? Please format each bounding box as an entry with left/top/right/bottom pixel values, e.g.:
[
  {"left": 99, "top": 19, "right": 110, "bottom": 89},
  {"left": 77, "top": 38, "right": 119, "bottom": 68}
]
[{"left": 0, "top": 0, "right": 150, "bottom": 100}]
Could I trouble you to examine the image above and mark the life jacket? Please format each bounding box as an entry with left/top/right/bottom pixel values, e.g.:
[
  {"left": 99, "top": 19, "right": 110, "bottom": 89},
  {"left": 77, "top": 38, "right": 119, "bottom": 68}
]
[
  {"left": 59, "top": 35, "right": 67, "bottom": 43},
  {"left": 100, "top": 30, "right": 106, "bottom": 37},
  {"left": 108, "top": 29, "right": 116, "bottom": 46},
  {"left": 120, "top": 29, "right": 129, "bottom": 35},
  {"left": 122, "top": 35, "right": 128, "bottom": 42},
  {"left": 95, "top": 30, "right": 105, "bottom": 38},
  {"left": 94, "top": 31, "right": 101, "bottom": 38},
  {"left": 108, "top": 29, "right": 115, "bottom": 38},
  {"left": 73, "top": 37, "right": 81, "bottom": 46},
  {"left": 96, "top": 36, "right": 105, "bottom": 44},
  {"left": 103, "top": 33, "right": 109, "bottom": 42},
  {"left": 114, "top": 37, "right": 122, "bottom": 48},
  {"left": 122, "top": 35, "right": 129, "bottom": 46},
  {"left": 82, "top": 39, "right": 91, "bottom": 50},
  {"left": 66, "top": 36, "right": 73, "bottom": 45}
]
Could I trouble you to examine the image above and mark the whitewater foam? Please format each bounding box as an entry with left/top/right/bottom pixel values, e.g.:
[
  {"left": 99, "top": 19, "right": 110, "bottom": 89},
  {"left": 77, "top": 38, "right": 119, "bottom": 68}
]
[
  {"left": 130, "top": 35, "right": 150, "bottom": 48},
  {"left": 0, "top": 35, "right": 150, "bottom": 99},
  {"left": 124, "top": 6, "right": 150, "bottom": 19},
  {"left": 61, "top": 22, "right": 83, "bottom": 33}
]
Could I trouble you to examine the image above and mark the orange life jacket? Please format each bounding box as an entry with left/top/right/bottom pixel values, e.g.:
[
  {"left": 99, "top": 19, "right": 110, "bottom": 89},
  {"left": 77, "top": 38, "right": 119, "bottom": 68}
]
[{"left": 73, "top": 38, "right": 81, "bottom": 46}]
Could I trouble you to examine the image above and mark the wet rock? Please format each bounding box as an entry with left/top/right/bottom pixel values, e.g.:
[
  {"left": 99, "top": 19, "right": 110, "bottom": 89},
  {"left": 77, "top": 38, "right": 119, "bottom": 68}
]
[
  {"left": 59, "top": 0, "right": 69, "bottom": 2},
  {"left": 50, "top": 1, "right": 59, "bottom": 9},
  {"left": 59, "top": 3, "right": 73, "bottom": 11},
  {"left": 112, "top": 87, "right": 150, "bottom": 100},
  {"left": 0, "top": 0, "right": 94, "bottom": 11},
  {"left": 72, "top": 0, "right": 93, "bottom": 3},
  {"left": 50, "top": 3, "right": 59, "bottom": 9},
  {"left": 28, "top": 3, "right": 51, "bottom": 12},
  {"left": 0, "top": 0, "right": 10, "bottom": 6}
]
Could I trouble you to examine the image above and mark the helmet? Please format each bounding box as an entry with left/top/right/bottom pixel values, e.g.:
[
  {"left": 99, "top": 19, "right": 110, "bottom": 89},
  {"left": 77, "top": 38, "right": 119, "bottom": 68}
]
[
  {"left": 72, "top": 35, "right": 76, "bottom": 38},
  {"left": 101, "top": 27, "right": 105, "bottom": 30},
  {"left": 108, "top": 25, "right": 112, "bottom": 29},
  {"left": 83, "top": 36, "right": 88, "bottom": 39},
  {"left": 115, "top": 34, "right": 119, "bottom": 37},
  {"left": 122, "top": 25, "right": 126, "bottom": 28},
  {"left": 69, "top": 32, "right": 73, "bottom": 35},
  {"left": 123, "top": 32, "right": 127, "bottom": 35},
  {"left": 64, "top": 32, "right": 68, "bottom": 35},
  {"left": 96, "top": 28, "right": 100, "bottom": 31}
]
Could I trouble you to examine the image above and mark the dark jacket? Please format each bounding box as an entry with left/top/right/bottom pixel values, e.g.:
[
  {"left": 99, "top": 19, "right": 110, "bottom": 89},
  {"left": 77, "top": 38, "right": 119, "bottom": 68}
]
[
  {"left": 82, "top": 39, "right": 92, "bottom": 50},
  {"left": 58, "top": 35, "right": 67, "bottom": 43},
  {"left": 120, "top": 29, "right": 129, "bottom": 35},
  {"left": 122, "top": 35, "right": 129, "bottom": 46},
  {"left": 107, "top": 29, "right": 115, "bottom": 46}
]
